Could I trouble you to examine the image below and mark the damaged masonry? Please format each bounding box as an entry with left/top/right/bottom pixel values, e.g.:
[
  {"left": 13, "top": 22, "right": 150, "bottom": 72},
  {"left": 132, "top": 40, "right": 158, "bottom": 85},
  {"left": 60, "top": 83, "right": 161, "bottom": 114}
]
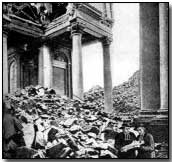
[
  {"left": 3, "top": 86, "right": 125, "bottom": 158},
  {"left": 2, "top": 2, "right": 169, "bottom": 159},
  {"left": 3, "top": 86, "right": 168, "bottom": 158}
]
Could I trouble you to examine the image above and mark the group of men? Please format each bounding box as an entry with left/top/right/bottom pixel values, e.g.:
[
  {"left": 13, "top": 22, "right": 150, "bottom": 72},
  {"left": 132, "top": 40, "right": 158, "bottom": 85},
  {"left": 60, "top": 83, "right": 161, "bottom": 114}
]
[{"left": 113, "top": 123, "right": 155, "bottom": 158}]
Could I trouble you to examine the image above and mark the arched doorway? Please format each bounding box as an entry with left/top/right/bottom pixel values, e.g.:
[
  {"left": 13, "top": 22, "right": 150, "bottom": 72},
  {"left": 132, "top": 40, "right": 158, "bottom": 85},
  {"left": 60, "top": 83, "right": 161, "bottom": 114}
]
[
  {"left": 20, "top": 50, "right": 38, "bottom": 88},
  {"left": 52, "top": 52, "right": 68, "bottom": 95}
]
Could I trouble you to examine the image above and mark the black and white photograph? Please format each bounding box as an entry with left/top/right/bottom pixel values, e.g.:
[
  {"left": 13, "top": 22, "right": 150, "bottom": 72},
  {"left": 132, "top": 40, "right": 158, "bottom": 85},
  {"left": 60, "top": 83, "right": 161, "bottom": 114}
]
[{"left": 2, "top": 2, "right": 169, "bottom": 159}]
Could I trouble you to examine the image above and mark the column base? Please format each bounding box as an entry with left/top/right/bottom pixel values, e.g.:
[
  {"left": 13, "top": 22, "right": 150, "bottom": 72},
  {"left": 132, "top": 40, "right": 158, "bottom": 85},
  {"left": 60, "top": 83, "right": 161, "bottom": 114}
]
[
  {"left": 138, "top": 109, "right": 168, "bottom": 123},
  {"left": 139, "top": 109, "right": 159, "bottom": 115},
  {"left": 157, "top": 109, "right": 168, "bottom": 115},
  {"left": 138, "top": 110, "right": 158, "bottom": 121}
]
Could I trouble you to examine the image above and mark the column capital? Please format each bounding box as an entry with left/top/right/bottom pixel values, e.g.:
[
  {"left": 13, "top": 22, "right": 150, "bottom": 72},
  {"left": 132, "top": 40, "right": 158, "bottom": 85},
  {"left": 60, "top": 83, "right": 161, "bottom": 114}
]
[
  {"left": 3, "top": 24, "right": 10, "bottom": 37},
  {"left": 3, "top": 13, "right": 11, "bottom": 36},
  {"left": 3, "top": 29, "right": 9, "bottom": 37},
  {"left": 69, "top": 21, "right": 85, "bottom": 36},
  {"left": 38, "top": 36, "right": 50, "bottom": 47},
  {"left": 101, "top": 36, "right": 113, "bottom": 46}
]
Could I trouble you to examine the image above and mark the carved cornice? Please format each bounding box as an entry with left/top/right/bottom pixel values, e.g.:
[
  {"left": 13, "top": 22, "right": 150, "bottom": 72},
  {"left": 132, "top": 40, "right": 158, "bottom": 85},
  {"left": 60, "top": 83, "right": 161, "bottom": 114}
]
[
  {"left": 3, "top": 15, "right": 11, "bottom": 36},
  {"left": 3, "top": 3, "right": 114, "bottom": 45},
  {"left": 100, "top": 17, "right": 114, "bottom": 28},
  {"left": 75, "top": 4, "right": 113, "bottom": 30},
  {"left": 47, "top": 13, "right": 69, "bottom": 30},
  {"left": 77, "top": 3, "right": 102, "bottom": 20}
]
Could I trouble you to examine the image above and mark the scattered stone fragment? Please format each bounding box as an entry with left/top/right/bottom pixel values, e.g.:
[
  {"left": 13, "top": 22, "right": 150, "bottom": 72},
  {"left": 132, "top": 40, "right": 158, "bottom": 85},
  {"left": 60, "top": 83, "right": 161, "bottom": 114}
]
[{"left": 3, "top": 85, "right": 167, "bottom": 158}]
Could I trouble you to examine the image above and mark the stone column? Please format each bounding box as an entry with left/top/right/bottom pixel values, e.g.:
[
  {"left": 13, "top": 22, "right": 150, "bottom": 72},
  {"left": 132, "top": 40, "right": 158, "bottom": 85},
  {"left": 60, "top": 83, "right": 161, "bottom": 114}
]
[
  {"left": 3, "top": 31, "right": 8, "bottom": 96},
  {"left": 71, "top": 26, "right": 83, "bottom": 100},
  {"left": 68, "top": 61, "right": 72, "bottom": 98},
  {"left": 140, "top": 3, "right": 160, "bottom": 115},
  {"left": 38, "top": 44, "right": 52, "bottom": 88},
  {"left": 102, "top": 37, "right": 113, "bottom": 113},
  {"left": 159, "top": 3, "right": 168, "bottom": 113}
]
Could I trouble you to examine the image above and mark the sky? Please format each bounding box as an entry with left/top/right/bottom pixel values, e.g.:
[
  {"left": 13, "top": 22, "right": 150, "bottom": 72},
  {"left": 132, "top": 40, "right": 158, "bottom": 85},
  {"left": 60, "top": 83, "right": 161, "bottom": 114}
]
[{"left": 82, "top": 3, "right": 139, "bottom": 92}]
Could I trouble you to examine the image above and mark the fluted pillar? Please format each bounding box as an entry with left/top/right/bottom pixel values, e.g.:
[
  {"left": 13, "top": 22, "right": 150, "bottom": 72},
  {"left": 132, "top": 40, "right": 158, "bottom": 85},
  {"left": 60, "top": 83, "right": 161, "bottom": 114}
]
[
  {"left": 102, "top": 37, "right": 113, "bottom": 113},
  {"left": 140, "top": 3, "right": 160, "bottom": 115},
  {"left": 137, "top": 3, "right": 168, "bottom": 143},
  {"left": 38, "top": 44, "right": 52, "bottom": 88},
  {"left": 159, "top": 3, "right": 168, "bottom": 112},
  {"left": 71, "top": 29, "right": 83, "bottom": 100},
  {"left": 68, "top": 61, "right": 72, "bottom": 98},
  {"left": 3, "top": 31, "right": 8, "bottom": 96}
]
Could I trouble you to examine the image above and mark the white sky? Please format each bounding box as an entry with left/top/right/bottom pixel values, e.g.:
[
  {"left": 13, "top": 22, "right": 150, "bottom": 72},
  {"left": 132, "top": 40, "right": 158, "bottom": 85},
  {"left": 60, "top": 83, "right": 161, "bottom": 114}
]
[{"left": 82, "top": 3, "right": 139, "bottom": 92}]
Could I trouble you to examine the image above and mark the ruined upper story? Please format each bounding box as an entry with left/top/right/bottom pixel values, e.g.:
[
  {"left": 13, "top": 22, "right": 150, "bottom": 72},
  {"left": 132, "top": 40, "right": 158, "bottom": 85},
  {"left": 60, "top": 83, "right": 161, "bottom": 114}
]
[{"left": 3, "top": 3, "right": 114, "bottom": 41}]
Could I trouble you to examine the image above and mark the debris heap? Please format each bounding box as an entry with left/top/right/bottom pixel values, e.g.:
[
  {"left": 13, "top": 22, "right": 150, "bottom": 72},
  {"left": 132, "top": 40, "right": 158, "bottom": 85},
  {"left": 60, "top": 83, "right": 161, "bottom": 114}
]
[
  {"left": 84, "top": 71, "right": 140, "bottom": 116},
  {"left": 3, "top": 85, "right": 123, "bottom": 158},
  {"left": 3, "top": 83, "right": 168, "bottom": 158}
]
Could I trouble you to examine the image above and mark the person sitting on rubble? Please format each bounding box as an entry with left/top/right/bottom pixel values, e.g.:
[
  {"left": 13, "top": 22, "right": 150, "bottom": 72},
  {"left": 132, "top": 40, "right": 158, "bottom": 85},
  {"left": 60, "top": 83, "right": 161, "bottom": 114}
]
[
  {"left": 3, "top": 101, "right": 25, "bottom": 158},
  {"left": 115, "top": 123, "right": 136, "bottom": 158},
  {"left": 136, "top": 124, "right": 155, "bottom": 158}
]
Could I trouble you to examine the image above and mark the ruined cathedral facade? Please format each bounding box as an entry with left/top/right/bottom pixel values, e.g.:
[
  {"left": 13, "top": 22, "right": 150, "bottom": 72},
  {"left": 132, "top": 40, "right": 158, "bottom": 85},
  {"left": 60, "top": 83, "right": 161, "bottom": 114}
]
[
  {"left": 3, "top": 3, "right": 114, "bottom": 112},
  {"left": 3, "top": 3, "right": 169, "bottom": 136}
]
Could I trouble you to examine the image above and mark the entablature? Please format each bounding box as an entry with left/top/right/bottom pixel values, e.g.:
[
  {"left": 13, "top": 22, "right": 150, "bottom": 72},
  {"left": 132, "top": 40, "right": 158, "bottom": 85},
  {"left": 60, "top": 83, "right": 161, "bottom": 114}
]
[
  {"left": 3, "top": 2, "right": 113, "bottom": 44},
  {"left": 3, "top": 13, "right": 43, "bottom": 38}
]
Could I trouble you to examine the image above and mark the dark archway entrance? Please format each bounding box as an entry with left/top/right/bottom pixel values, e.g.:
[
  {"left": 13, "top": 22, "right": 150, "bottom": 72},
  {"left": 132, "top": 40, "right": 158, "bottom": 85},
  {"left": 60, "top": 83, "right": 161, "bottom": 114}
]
[
  {"left": 52, "top": 51, "right": 68, "bottom": 95},
  {"left": 20, "top": 50, "right": 38, "bottom": 88}
]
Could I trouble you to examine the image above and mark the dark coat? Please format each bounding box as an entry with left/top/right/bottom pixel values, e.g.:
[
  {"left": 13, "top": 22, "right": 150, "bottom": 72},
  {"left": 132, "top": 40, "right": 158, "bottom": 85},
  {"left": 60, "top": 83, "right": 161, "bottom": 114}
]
[
  {"left": 115, "top": 132, "right": 136, "bottom": 158},
  {"left": 3, "top": 113, "right": 25, "bottom": 148},
  {"left": 137, "top": 133, "right": 155, "bottom": 158},
  {"left": 3, "top": 113, "right": 17, "bottom": 140}
]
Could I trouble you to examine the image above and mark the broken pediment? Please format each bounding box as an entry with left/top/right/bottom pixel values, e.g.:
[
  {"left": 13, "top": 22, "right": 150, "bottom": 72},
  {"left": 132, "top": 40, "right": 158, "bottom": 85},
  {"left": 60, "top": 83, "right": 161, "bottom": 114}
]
[
  {"left": 3, "top": 3, "right": 113, "bottom": 45},
  {"left": 3, "top": 3, "right": 69, "bottom": 26}
]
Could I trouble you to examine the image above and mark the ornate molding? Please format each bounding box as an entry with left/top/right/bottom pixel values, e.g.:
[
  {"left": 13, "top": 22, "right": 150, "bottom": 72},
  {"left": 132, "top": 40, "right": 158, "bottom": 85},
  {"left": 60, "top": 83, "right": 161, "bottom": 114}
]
[
  {"left": 77, "top": 3, "right": 102, "bottom": 20},
  {"left": 53, "top": 46, "right": 71, "bottom": 67},
  {"left": 40, "top": 36, "right": 49, "bottom": 44},
  {"left": 101, "top": 36, "right": 113, "bottom": 46},
  {"left": 66, "top": 3, "right": 76, "bottom": 19},
  {"left": 47, "top": 13, "right": 69, "bottom": 29},
  {"left": 3, "top": 28, "right": 9, "bottom": 37},
  {"left": 53, "top": 60, "right": 67, "bottom": 69},
  {"left": 3, "top": 14, "right": 11, "bottom": 35},
  {"left": 76, "top": 3, "right": 114, "bottom": 28},
  {"left": 69, "top": 21, "right": 85, "bottom": 36},
  {"left": 100, "top": 17, "right": 114, "bottom": 28}
]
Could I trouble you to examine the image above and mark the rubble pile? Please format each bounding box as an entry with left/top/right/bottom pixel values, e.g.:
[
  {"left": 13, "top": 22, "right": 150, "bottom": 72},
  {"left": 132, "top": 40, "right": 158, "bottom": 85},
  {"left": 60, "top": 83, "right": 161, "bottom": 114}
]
[
  {"left": 84, "top": 85, "right": 104, "bottom": 110},
  {"left": 84, "top": 71, "right": 140, "bottom": 116},
  {"left": 112, "top": 71, "right": 140, "bottom": 115},
  {"left": 4, "top": 85, "right": 124, "bottom": 158},
  {"left": 3, "top": 71, "right": 168, "bottom": 159}
]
